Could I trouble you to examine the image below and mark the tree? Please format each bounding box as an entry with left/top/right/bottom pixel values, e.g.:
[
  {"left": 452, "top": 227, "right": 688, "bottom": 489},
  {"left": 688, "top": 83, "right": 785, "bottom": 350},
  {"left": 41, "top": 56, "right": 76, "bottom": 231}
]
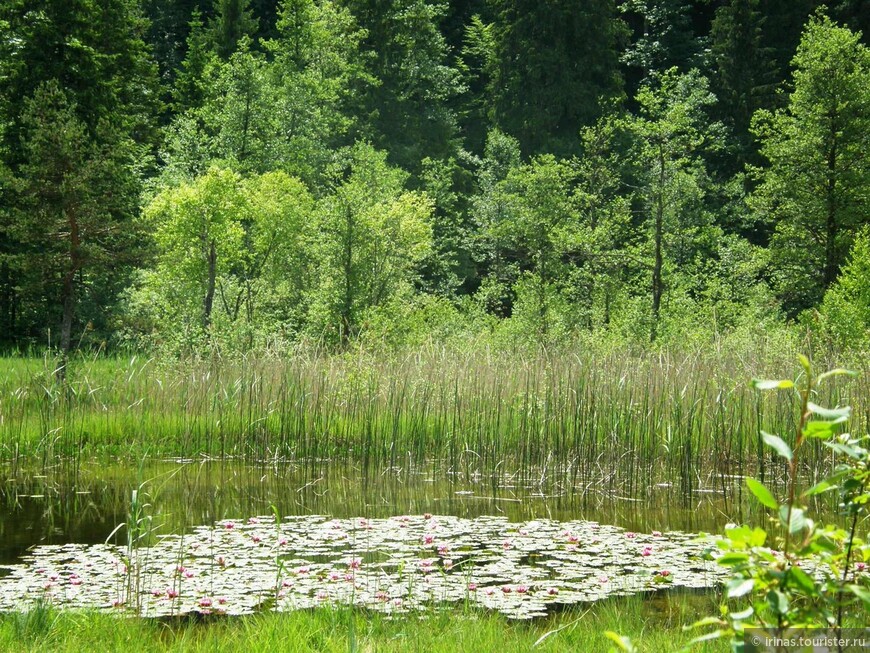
[
  {"left": 0, "top": 0, "right": 160, "bottom": 348},
  {"left": 488, "top": 0, "right": 626, "bottom": 156},
  {"left": 13, "top": 83, "right": 141, "bottom": 374},
  {"left": 309, "top": 143, "right": 434, "bottom": 342},
  {"left": 627, "top": 69, "right": 722, "bottom": 340},
  {"left": 751, "top": 15, "right": 870, "bottom": 314},
  {"left": 173, "top": 8, "right": 213, "bottom": 113},
  {"left": 488, "top": 156, "right": 580, "bottom": 337},
  {"left": 710, "top": 0, "right": 778, "bottom": 171},
  {"left": 339, "top": 0, "right": 464, "bottom": 175},
  {"left": 209, "top": 0, "right": 259, "bottom": 59},
  {"left": 817, "top": 228, "right": 870, "bottom": 346},
  {"left": 619, "top": 0, "right": 700, "bottom": 89}
]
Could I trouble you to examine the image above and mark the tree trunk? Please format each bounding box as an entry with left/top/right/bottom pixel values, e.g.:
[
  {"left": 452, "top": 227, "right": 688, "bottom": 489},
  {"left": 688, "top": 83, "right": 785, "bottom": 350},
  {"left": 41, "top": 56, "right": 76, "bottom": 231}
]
[
  {"left": 203, "top": 239, "right": 217, "bottom": 330},
  {"left": 823, "top": 125, "right": 839, "bottom": 289},
  {"left": 58, "top": 209, "right": 82, "bottom": 383},
  {"left": 651, "top": 147, "right": 665, "bottom": 342},
  {"left": 341, "top": 200, "right": 354, "bottom": 342}
]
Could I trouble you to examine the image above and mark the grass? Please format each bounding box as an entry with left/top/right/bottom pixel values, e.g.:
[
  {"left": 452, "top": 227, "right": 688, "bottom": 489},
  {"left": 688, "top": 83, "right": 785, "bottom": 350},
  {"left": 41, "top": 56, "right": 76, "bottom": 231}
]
[{"left": 0, "top": 594, "right": 730, "bottom": 652}]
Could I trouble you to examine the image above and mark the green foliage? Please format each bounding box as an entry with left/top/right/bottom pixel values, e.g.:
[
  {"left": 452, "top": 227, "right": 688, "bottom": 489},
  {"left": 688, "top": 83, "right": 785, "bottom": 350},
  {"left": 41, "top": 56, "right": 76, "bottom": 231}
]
[
  {"left": 688, "top": 359, "right": 869, "bottom": 650},
  {"left": 128, "top": 167, "right": 314, "bottom": 352},
  {"left": 488, "top": 0, "right": 626, "bottom": 156},
  {"left": 209, "top": 0, "right": 259, "bottom": 60},
  {"left": 308, "top": 143, "right": 434, "bottom": 343},
  {"left": 751, "top": 14, "right": 870, "bottom": 315},
  {"left": 816, "top": 229, "right": 870, "bottom": 348}
]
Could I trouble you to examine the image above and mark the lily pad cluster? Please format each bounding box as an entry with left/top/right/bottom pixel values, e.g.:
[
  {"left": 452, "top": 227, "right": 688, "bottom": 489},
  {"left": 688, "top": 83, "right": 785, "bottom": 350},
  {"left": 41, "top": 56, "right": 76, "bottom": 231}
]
[{"left": 0, "top": 515, "right": 723, "bottom": 619}]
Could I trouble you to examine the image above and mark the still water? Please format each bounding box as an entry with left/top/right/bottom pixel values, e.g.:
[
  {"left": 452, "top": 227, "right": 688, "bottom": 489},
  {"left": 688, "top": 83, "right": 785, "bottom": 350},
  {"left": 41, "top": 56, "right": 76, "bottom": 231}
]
[{"left": 0, "top": 458, "right": 775, "bottom": 567}]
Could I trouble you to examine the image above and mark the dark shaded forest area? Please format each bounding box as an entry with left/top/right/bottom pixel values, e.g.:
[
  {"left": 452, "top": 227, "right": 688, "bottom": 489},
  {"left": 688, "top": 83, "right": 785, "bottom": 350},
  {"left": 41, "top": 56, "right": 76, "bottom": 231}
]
[{"left": 0, "top": 0, "right": 868, "bottom": 355}]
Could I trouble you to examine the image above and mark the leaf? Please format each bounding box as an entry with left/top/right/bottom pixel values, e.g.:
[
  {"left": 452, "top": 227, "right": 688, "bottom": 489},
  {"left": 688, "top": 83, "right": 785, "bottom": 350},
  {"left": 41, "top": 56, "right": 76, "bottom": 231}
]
[
  {"left": 816, "top": 368, "right": 857, "bottom": 385},
  {"left": 746, "top": 478, "right": 778, "bottom": 509},
  {"left": 685, "top": 617, "right": 725, "bottom": 630},
  {"left": 797, "top": 354, "right": 811, "bottom": 374},
  {"left": 803, "top": 420, "right": 841, "bottom": 439},
  {"left": 603, "top": 631, "right": 636, "bottom": 652},
  {"left": 847, "top": 584, "right": 870, "bottom": 606},
  {"left": 803, "top": 479, "right": 837, "bottom": 497},
  {"left": 751, "top": 379, "right": 794, "bottom": 390},
  {"left": 788, "top": 566, "right": 817, "bottom": 595},
  {"left": 762, "top": 431, "right": 793, "bottom": 461},
  {"left": 726, "top": 578, "right": 755, "bottom": 598},
  {"left": 729, "top": 607, "right": 754, "bottom": 621},
  {"left": 807, "top": 403, "right": 851, "bottom": 421},
  {"left": 717, "top": 552, "right": 750, "bottom": 566},
  {"left": 778, "top": 505, "right": 807, "bottom": 534},
  {"left": 685, "top": 631, "right": 725, "bottom": 647},
  {"left": 766, "top": 589, "right": 789, "bottom": 615}
]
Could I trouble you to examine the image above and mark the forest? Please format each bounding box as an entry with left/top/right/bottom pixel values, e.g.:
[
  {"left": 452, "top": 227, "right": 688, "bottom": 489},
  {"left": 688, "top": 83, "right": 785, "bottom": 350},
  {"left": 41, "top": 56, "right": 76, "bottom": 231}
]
[{"left": 0, "top": 0, "right": 867, "bottom": 358}]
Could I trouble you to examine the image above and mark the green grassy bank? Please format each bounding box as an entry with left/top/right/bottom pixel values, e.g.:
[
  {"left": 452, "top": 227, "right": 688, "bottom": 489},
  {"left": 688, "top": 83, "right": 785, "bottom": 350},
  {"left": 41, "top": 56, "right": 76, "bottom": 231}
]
[{"left": 2, "top": 595, "right": 728, "bottom": 653}]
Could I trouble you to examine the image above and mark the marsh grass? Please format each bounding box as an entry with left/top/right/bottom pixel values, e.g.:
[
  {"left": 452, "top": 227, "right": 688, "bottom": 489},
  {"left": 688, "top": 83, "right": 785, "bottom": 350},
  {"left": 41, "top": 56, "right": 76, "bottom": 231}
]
[
  {"left": 0, "top": 593, "right": 729, "bottom": 652},
  {"left": 0, "top": 342, "right": 863, "bottom": 495}
]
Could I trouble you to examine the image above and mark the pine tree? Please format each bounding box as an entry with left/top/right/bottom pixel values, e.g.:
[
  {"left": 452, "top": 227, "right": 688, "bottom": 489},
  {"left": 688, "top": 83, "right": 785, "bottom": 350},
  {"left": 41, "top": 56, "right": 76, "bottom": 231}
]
[
  {"left": 488, "top": 0, "right": 626, "bottom": 156},
  {"left": 209, "top": 0, "right": 259, "bottom": 59}
]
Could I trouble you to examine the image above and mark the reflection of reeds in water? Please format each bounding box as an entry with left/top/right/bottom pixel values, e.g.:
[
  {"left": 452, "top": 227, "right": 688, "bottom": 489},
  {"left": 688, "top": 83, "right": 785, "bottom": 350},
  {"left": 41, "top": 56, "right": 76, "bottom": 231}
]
[{"left": 0, "top": 345, "right": 861, "bottom": 498}]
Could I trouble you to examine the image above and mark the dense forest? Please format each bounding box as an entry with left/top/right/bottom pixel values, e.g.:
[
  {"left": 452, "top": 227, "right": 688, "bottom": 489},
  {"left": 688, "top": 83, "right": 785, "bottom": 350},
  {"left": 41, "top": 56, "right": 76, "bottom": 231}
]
[{"left": 0, "top": 0, "right": 868, "bottom": 355}]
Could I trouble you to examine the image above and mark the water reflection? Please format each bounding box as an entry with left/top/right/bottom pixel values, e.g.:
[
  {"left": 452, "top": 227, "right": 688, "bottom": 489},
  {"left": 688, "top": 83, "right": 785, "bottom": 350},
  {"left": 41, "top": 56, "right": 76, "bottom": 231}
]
[{"left": 0, "top": 459, "right": 794, "bottom": 566}]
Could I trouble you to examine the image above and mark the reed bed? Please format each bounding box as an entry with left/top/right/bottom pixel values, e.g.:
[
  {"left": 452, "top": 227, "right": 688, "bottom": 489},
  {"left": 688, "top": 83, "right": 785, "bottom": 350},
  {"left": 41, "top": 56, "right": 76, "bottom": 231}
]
[{"left": 0, "top": 342, "right": 863, "bottom": 493}]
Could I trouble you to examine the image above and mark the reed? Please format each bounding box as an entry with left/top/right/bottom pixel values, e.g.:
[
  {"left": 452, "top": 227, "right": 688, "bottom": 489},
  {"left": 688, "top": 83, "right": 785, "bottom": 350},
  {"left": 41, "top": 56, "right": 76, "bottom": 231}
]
[{"left": 0, "top": 340, "right": 863, "bottom": 495}]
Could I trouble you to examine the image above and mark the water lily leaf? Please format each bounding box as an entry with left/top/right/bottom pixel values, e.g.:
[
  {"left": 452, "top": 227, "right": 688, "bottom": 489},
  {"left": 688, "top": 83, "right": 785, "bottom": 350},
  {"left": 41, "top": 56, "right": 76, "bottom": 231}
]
[
  {"left": 761, "top": 431, "right": 793, "bottom": 461},
  {"left": 746, "top": 478, "right": 778, "bottom": 510},
  {"left": 751, "top": 379, "right": 793, "bottom": 390}
]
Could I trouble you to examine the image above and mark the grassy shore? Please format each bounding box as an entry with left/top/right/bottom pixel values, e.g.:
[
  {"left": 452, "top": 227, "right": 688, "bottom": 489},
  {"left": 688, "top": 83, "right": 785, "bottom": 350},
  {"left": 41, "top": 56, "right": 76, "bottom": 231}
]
[{"left": 2, "top": 594, "right": 729, "bottom": 653}]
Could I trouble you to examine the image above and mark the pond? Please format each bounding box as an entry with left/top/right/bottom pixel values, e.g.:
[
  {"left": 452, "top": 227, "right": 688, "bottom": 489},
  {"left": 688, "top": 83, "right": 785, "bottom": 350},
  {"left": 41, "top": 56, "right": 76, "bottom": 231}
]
[{"left": 0, "top": 459, "right": 789, "bottom": 619}]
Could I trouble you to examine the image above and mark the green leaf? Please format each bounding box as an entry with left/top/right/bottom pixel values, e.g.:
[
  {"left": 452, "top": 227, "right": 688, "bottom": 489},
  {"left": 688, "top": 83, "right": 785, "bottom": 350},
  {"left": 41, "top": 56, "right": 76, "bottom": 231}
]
[
  {"left": 788, "top": 566, "right": 817, "bottom": 595},
  {"left": 803, "top": 479, "right": 837, "bottom": 497},
  {"left": 766, "top": 589, "right": 789, "bottom": 615},
  {"left": 816, "top": 368, "right": 857, "bottom": 385},
  {"left": 717, "top": 552, "right": 750, "bottom": 566},
  {"left": 761, "top": 431, "right": 793, "bottom": 461},
  {"left": 751, "top": 379, "right": 794, "bottom": 390},
  {"left": 746, "top": 478, "right": 778, "bottom": 509},
  {"left": 685, "top": 617, "right": 725, "bottom": 630},
  {"left": 847, "top": 584, "right": 870, "bottom": 606},
  {"left": 803, "top": 420, "right": 839, "bottom": 439},
  {"left": 726, "top": 578, "right": 755, "bottom": 598},
  {"left": 729, "top": 607, "right": 754, "bottom": 621},
  {"left": 807, "top": 402, "right": 851, "bottom": 420},
  {"left": 603, "top": 631, "right": 636, "bottom": 652},
  {"left": 797, "top": 354, "right": 811, "bottom": 375},
  {"left": 778, "top": 505, "right": 807, "bottom": 534}
]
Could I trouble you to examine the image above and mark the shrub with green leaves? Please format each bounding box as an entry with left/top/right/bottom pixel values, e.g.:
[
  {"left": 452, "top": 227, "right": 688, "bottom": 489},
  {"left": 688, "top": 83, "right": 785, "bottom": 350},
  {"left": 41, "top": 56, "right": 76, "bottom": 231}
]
[{"left": 688, "top": 356, "right": 870, "bottom": 650}]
